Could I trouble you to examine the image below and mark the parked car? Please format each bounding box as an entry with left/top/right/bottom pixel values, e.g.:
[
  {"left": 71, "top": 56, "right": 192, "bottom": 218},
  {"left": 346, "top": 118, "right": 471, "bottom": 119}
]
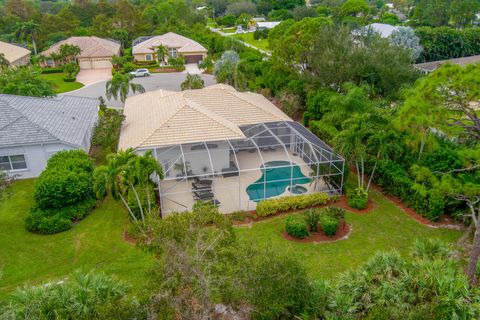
[{"left": 129, "top": 69, "right": 150, "bottom": 77}]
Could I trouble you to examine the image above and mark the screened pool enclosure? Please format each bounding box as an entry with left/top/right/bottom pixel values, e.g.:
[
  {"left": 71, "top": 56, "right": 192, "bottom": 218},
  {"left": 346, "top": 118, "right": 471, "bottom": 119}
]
[{"left": 152, "top": 121, "right": 345, "bottom": 214}]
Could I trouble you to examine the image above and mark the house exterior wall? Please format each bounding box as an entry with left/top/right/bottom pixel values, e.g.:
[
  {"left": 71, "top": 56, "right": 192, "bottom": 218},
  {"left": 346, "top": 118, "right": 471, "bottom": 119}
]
[
  {"left": 134, "top": 51, "right": 207, "bottom": 62},
  {"left": 0, "top": 143, "right": 75, "bottom": 179},
  {"left": 10, "top": 54, "right": 30, "bottom": 67},
  {"left": 0, "top": 118, "right": 94, "bottom": 179}
]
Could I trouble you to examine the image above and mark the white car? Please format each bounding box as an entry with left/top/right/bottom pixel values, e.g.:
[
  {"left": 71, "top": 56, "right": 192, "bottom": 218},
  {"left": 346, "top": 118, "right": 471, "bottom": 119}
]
[{"left": 129, "top": 69, "right": 150, "bottom": 77}]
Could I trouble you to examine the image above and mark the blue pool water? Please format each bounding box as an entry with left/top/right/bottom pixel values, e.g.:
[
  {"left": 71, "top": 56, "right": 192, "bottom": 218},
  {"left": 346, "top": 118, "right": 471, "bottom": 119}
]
[{"left": 246, "top": 161, "right": 310, "bottom": 202}]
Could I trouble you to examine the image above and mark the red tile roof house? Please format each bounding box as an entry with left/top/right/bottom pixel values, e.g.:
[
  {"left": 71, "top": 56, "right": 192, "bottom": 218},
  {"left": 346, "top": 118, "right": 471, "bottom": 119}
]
[
  {"left": 40, "top": 36, "right": 121, "bottom": 69},
  {"left": 132, "top": 32, "right": 208, "bottom": 64}
]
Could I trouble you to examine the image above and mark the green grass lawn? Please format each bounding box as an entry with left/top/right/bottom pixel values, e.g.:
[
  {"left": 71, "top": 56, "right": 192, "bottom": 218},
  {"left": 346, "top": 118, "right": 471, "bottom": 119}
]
[
  {"left": 0, "top": 180, "right": 155, "bottom": 301},
  {"left": 235, "top": 190, "right": 462, "bottom": 280},
  {"left": 231, "top": 32, "right": 270, "bottom": 51},
  {"left": 40, "top": 73, "right": 84, "bottom": 93}
]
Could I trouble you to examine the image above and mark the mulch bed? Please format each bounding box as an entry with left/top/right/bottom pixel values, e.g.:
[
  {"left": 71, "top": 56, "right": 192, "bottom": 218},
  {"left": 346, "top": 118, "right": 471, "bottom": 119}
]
[
  {"left": 373, "top": 185, "right": 463, "bottom": 230},
  {"left": 150, "top": 68, "right": 182, "bottom": 73},
  {"left": 123, "top": 231, "right": 137, "bottom": 245},
  {"left": 334, "top": 195, "right": 375, "bottom": 214},
  {"left": 282, "top": 220, "right": 351, "bottom": 243}
]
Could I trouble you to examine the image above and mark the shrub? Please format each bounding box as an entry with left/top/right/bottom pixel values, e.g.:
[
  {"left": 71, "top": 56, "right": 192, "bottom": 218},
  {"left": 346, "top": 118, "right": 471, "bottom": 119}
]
[
  {"left": 40, "top": 67, "right": 64, "bottom": 74},
  {"left": 303, "top": 209, "right": 321, "bottom": 231},
  {"left": 27, "top": 150, "right": 96, "bottom": 234},
  {"left": 34, "top": 169, "right": 94, "bottom": 209},
  {"left": 347, "top": 188, "right": 368, "bottom": 210},
  {"left": 322, "top": 206, "right": 345, "bottom": 220},
  {"left": 285, "top": 215, "right": 309, "bottom": 238},
  {"left": 319, "top": 214, "right": 338, "bottom": 237},
  {"left": 256, "top": 193, "right": 330, "bottom": 217}
]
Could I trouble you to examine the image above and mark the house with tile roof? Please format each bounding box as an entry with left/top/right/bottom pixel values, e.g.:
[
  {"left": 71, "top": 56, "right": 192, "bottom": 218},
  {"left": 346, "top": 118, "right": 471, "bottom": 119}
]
[
  {"left": 41, "top": 36, "right": 121, "bottom": 69},
  {"left": 0, "top": 95, "right": 98, "bottom": 178},
  {"left": 119, "top": 84, "right": 344, "bottom": 214},
  {"left": 0, "top": 41, "right": 30, "bottom": 67},
  {"left": 414, "top": 55, "right": 480, "bottom": 73},
  {"left": 132, "top": 32, "right": 208, "bottom": 64}
]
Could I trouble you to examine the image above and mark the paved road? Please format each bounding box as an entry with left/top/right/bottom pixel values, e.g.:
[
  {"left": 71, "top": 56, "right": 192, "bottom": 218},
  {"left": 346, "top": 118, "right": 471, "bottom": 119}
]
[{"left": 62, "top": 73, "right": 216, "bottom": 108}]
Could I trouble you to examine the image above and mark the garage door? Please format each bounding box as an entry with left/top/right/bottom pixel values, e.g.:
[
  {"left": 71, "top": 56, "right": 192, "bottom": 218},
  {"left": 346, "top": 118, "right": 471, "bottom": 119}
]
[
  {"left": 78, "top": 59, "right": 92, "bottom": 69},
  {"left": 92, "top": 59, "right": 113, "bottom": 69},
  {"left": 184, "top": 55, "right": 203, "bottom": 64}
]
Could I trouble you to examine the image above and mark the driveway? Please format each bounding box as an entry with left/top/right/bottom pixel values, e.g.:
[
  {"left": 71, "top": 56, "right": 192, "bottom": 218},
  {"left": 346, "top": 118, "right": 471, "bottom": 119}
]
[
  {"left": 183, "top": 63, "right": 202, "bottom": 74},
  {"left": 63, "top": 72, "right": 216, "bottom": 108},
  {"left": 76, "top": 68, "right": 112, "bottom": 86}
]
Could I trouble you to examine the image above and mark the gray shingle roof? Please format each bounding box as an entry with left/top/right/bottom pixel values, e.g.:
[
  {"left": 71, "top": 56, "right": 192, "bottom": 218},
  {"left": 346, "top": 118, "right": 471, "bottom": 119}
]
[{"left": 0, "top": 95, "right": 98, "bottom": 148}]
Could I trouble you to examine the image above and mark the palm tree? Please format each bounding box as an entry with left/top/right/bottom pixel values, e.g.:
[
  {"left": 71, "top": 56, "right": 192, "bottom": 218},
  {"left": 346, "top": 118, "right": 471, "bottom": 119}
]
[
  {"left": 181, "top": 73, "right": 205, "bottom": 90},
  {"left": 14, "top": 21, "right": 39, "bottom": 55},
  {"left": 59, "top": 44, "right": 81, "bottom": 64},
  {"left": 105, "top": 73, "right": 145, "bottom": 103},
  {"left": 93, "top": 149, "right": 138, "bottom": 222},
  {"left": 93, "top": 149, "right": 164, "bottom": 223},
  {"left": 155, "top": 44, "right": 167, "bottom": 65}
]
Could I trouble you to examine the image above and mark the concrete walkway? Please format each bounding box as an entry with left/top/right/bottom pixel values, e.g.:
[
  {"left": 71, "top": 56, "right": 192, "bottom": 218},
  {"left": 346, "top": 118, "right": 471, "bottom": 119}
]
[{"left": 183, "top": 63, "right": 202, "bottom": 74}]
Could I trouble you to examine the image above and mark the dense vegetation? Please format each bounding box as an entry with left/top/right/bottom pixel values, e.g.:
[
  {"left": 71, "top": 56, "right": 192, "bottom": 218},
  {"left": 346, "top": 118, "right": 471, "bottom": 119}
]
[{"left": 25, "top": 150, "right": 97, "bottom": 234}]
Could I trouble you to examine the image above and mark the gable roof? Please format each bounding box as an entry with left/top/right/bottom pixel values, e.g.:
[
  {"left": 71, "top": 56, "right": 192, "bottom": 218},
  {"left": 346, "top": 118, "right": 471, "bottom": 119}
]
[
  {"left": 414, "top": 55, "right": 480, "bottom": 73},
  {"left": 41, "top": 36, "right": 120, "bottom": 58},
  {"left": 132, "top": 32, "right": 207, "bottom": 55},
  {"left": 355, "top": 23, "right": 399, "bottom": 38},
  {"left": 0, "top": 41, "right": 30, "bottom": 64},
  {"left": 0, "top": 95, "right": 98, "bottom": 148},
  {"left": 119, "top": 85, "right": 292, "bottom": 150},
  {"left": 256, "top": 21, "right": 282, "bottom": 29}
]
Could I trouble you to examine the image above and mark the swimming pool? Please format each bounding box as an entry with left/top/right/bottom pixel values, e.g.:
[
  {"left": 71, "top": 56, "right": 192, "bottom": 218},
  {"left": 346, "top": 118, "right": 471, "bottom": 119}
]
[{"left": 246, "top": 161, "right": 311, "bottom": 202}]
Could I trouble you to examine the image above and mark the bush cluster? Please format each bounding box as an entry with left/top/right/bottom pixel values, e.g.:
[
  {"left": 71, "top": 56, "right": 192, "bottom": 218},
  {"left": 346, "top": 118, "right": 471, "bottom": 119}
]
[
  {"left": 286, "top": 207, "right": 346, "bottom": 238},
  {"left": 285, "top": 215, "right": 309, "bottom": 238},
  {"left": 373, "top": 160, "right": 446, "bottom": 221},
  {"left": 347, "top": 188, "right": 369, "bottom": 210},
  {"left": 26, "top": 150, "right": 97, "bottom": 234},
  {"left": 40, "top": 67, "right": 64, "bottom": 74},
  {"left": 319, "top": 214, "right": 338, "bottom": 236},
  {"left": 256, "top": 193, "right": 330, "bottom": 217}
]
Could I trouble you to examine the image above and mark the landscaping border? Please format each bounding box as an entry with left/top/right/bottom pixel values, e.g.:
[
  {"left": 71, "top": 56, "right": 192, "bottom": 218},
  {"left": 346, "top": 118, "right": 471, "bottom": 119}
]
[{"left": 282, "top": 220, "right": 352, "bottom": 243}]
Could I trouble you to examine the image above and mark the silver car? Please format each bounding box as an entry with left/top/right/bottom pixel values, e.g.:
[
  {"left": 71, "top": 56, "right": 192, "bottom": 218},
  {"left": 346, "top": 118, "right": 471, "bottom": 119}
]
[{"left": 130, "top": 69, "right": 150, "bottom": 77}]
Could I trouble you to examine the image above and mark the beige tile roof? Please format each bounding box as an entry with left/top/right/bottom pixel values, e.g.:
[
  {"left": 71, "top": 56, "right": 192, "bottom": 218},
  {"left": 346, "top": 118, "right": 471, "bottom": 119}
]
[
  {"left": 119, "top": 85, "right": 292, "bottom": 150},
  {"left": 41, "top": 36, "right": 120, "bottom": 58},
  {"left": 0, "top": 41, "right": 30, "bottom": 64},
  {"left": 414, "top": 55, "right": 480, "bottom": 72},
  {"left": 132, "top": 32, "right": 207, "bottom": 55}
]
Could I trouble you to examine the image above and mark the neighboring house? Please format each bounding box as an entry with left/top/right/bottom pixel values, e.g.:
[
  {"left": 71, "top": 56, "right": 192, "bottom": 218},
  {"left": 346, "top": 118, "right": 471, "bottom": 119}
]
[
  {"left": 0, "top": 40, "right": 30, "bottom": 67},
  {"left": 119, "top": 84, "right": 344, "bottom": 214},
  {"left": 354, "top": 23, "right": 400, "bottom": 38},
  {"left": 0, "top": 95, "right": 98, "bottom": 179},
  {"left": 414, "top": 55, "right": 480, "bottom": 73},
  {"left": 132, "top": 32, "right": 208, "bottom": 64},
  {"left": 255, "top": 21, "right": 282, "bottom": 31},
  {"left": 41, "top": 36, "right": 121, "bottom": 69}
]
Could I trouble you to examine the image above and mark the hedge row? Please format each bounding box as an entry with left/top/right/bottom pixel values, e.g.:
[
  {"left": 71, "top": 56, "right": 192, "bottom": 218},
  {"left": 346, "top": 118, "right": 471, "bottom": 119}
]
[
  {"left": 26, "top": 150, "right": 97, "bottom": 234},
  {"left": 41, "top": 67, "right": 64, "bottom": 74},
  {"left": 373, "top": 160, "right": 444, "bottom": 221},
  {"left": 256, "top": 193, "right": 330, "bottom": 217}
]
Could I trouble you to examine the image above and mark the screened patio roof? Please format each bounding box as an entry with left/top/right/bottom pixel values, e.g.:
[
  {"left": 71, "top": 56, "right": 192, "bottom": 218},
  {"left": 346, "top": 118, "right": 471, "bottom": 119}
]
[{"left": 153, "top": 121, "right": 344, "bottom": 181}]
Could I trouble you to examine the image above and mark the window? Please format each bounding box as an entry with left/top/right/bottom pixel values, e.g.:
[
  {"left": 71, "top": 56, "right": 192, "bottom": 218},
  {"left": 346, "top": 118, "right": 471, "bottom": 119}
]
[
  {"left": 0, "top": 154, "right": 27, "bottom": 171},
  {"left": 145, "top": 54, "right": 153, "bottom": 61},
  {"left": 168, "top": 48, "right": 177, "bottom": 58}
]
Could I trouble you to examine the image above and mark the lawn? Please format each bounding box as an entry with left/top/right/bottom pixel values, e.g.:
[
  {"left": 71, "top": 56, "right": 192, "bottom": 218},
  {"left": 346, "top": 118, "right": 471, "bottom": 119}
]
[
  {"left": 40, "top": 73, "right": 84, "bottom": 93},
  {"left": 235, "top": 190, "right": 462, "bottom": 280},
  {"left": 231, "top": 32, "right": 270, "bottom": 51},
  {"left": 0, "top": 180, "right": 155, "bottom": 301},
  {"left": 220, "top": 27, "right": 237, "bottom": 34}
]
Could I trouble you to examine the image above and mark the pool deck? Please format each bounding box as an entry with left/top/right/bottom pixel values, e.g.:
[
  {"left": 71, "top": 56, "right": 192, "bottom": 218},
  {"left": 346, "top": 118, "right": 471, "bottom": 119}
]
[{"left": 159, "top": 149, "right": 328, "bottom": 214}]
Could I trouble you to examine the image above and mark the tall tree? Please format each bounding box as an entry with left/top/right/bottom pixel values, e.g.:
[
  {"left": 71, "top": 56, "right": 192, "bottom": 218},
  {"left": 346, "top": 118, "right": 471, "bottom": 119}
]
[
  {"left": 397, "top": 63, "right": 480, "bottom": 284},
  {"left": 14, "top": 21, "right": 39, "bottom": 55}
]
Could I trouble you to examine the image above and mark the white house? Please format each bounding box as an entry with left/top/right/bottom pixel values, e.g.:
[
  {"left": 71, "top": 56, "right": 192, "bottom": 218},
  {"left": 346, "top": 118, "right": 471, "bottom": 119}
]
[
  {"left": 354, "top": 23, "right": 400, "bottom": 38},
  {"left": 0, "top": 95, "right": 98, "bottom": 179},
  {"left": 255, "top": 21, "right": 282, "bottom": 31}
]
